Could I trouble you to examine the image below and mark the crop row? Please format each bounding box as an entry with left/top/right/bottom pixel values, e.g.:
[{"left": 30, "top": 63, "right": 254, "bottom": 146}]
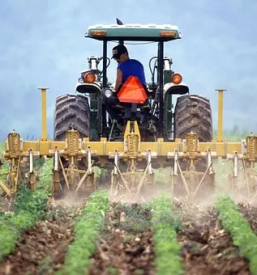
[
  {"left": 58, "top": 189, "right": 109, "bottom": 275},
  {"left": 216, "top": 195, "right": 257, "bottom": 275},
  {"left": 0, "top": 158, "right": 52, "bottom": 262},
  {"left": 149, "top": 194, "right": 257, "bottom": 275},
  {"left": 150, "top": 195, "right": 184, "bottom": 275},
  {"left": 51, "top": 193, "right": 257, "bottom": 275},
  {"left": 55, "top": 192, "right": 184, "bottom": 275},
  {"left": 1, "top": 162, "right": 257, "bottom": 275}
]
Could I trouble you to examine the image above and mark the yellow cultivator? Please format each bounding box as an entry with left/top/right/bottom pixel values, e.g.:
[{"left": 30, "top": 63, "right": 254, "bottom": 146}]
[
  {"left": 0, "top": 89, "right": 257, "bottom": 201},
  {"left": 1, "top": 21, "right": 257, "bottom": 201}
]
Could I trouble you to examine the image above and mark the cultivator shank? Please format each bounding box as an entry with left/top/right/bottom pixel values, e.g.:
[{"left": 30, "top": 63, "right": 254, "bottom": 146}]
[
  {"left": 110, "top": 121, "right": 154, "bottom": 200},
  {"left": 51, "top": 129, "right": 95, "bottom": 195},
  {"left": 0, "top": 132, "right": 38, "bottom": 196},
  {"left": 171, "top": 132, "right": 215, "bottom": 197},
  {"left": 227, "top": 135, "right": 257, "bottom": 196}
]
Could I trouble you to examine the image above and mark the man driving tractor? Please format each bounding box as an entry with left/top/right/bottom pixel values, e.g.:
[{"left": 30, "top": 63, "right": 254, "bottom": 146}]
[
  {"left": 112, "top": 44, "right": 146, "bottom": 91},
  {"left": 105, "top": 44, "right": 150, "bottom": 126}
]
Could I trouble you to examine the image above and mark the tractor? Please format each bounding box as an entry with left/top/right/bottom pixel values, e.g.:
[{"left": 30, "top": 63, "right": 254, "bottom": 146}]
[
  {"left": 2, "top": 21, "right": 256, "bottom": 202},
  {"left": 52, "top": 20, "right": 213, "bottom": 200}
]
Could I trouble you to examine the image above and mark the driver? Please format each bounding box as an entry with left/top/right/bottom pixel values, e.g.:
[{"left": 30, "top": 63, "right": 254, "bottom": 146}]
[
  {"left": 105, "top": 44, "right": 149, "bottom": 124},
  {"left": 112, "top": 44, "right": 146, "bottom": 91}
]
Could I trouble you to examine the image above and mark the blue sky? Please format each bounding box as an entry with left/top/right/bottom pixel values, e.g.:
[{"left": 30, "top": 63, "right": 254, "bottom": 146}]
[{"left": 0, "top": 0, "right": 256, "bottom": 140}]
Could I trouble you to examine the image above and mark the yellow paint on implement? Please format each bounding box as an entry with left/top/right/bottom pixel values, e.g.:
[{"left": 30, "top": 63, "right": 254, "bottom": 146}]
[
  {"left": 216, "top": 89, "right": 226, "bottom": 142},
  {"left": 1, "top": 137, "right": 247, "bottom": 158},
  {"left": 39, "top": 88, "right": 49, "bottom": 141},
  {"left": 0, "top": 178, "right": 11, "bottom": 196}
]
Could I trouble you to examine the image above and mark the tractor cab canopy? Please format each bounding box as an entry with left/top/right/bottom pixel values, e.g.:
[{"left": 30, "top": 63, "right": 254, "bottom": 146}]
[
  {"left": 83, "top": 22, "right": 185, "bottom": 135},
  {"left": 85, "top": 23, "right": 182, "bottom": 42}
]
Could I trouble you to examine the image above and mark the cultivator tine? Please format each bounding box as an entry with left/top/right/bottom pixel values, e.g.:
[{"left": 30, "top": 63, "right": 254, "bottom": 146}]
[
  {"left": 228, "top": 152, "right": 240, "bottom": 193},
  {"left": 52, "top": 148, "right": 60, "bottom": 194},
  {"left": 176, "top": 159, "right": 190, "bottom": 197},
  {"left": 114, "top": 162, "right": 132, "bottom": 196},
  {"left": 0, "top": 179, "right": 11, "bottom": 196},
  {"left": 111, "top": 150, "right": 119, "bottom": 195},
  {"left": 29, "top": 149, "right": 33, "bottom": 174},
  {"left": 54, "top": 148, "right": 59, "bottom": 172},
  {"left": 114, "top": 150, "right": 118, "bottom": 175},
  {"left": 207, "top": 149, "right": 214, "bottom": 175},
  {"left": 135, "top": 159, "right": 152, "bottom": 197},
  {"left": 192, "top": 162, "right": 212, "bottom": 198},
  {"left": 13, "top": 157, "right": 21, "bottom": 194},
  {"left": 87, "top": 147, "right": 93, "bottom": 174},
  {"left": 75, "top": 160, "right": 95, "bottom": 192},
  {"left": 58, "top": 155, "right": 70, "bottom": 191},
  {"left": 28, "top": 149, "right": 36, "bottom": 190},
  {"left": 233, "top": 152, "right": 238, "bottom": 178}
]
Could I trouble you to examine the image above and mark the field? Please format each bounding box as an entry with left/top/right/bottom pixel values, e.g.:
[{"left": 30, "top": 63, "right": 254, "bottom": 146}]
[{"left": 1, "top": 129, "right": 257, "bottom": 275}]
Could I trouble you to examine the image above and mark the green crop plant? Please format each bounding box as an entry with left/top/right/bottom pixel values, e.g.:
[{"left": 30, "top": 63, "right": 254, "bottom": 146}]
[
  {"left": 151, "top": 194, "right": 183, "bottom": 275},
  {"left": 114, "top": 203, "right": 152, "bottom": 233},
  {"left": 58, "top": 189, "right": 109, "bottom": 275},
  {"left": 216, "top": 195, "right": 257, "bottom": 275}
]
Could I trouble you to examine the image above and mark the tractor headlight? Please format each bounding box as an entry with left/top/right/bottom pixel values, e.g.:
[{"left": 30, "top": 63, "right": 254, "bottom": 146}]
[
  {"left": 82, "top": 72, "right": 96, "bottom": 83},
  {"left": 172, "top": 73, "right": 182, "bottom": 84},
  {"left": 104, "top": 89, "right": 113, "bottom": 98}
]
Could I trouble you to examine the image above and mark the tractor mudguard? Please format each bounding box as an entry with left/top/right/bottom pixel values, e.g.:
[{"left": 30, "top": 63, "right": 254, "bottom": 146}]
[
  {"left": 163, "top": 82, "right": 189, "bottom": 96},
  {"left": 76, "top": 82, "right": 102, "bottom": 94}
]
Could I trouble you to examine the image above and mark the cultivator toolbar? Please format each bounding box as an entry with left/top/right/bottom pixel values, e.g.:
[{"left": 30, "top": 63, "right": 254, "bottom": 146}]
[{"left": 0, "top": 88, "right": 257, "bottom": 199}]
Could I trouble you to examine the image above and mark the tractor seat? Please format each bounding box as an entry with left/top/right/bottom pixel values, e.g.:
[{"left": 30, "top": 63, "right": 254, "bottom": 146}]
[
  {"left": 113, "top": 103, "right": 150, "bottom": 110},
  {"left": 114, "top": 104, "right": 125, "bottom": 109}
]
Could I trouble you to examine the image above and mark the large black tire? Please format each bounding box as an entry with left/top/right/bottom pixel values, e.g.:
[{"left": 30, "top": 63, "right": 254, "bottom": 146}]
[
  {"left": 53, "top": 94, "right": 91, "bottom": 197},
  {"left": 174, "top": 94, "right": 214, "bottom": 198},
  {"left": 54, "top": 94, "right": 90, "bottom": 141},
  {"left": 174, "top": 94, "right": 212, "bottom": 142}
]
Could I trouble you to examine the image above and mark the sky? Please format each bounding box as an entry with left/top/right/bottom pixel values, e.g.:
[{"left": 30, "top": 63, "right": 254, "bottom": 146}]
[{"left": 0, "top": 0, "right": 256, "bottom": 140}]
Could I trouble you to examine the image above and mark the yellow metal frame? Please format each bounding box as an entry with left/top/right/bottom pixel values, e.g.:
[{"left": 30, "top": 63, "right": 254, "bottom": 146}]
[
  {"left": 2, "top": 88, "right": 249, "bottom": 159},
  {"left": 217, "top": 89, "right": 226, "bottom": 142},
  {"left": 0, "top": 88, "right": 257, "bottom": 198}
]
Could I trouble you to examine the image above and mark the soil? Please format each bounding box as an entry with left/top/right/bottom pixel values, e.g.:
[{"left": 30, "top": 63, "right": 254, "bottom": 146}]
[
  {"left": 1, "top": 191, "right": 256, "bottom": 275},
  {"left": 238, "top": 202, "right": 257, "bottom": 232},
  {"left": 0, "top": 199, "right": 85, "bottom": 275},
  {"left": 174, "top": 201, "right": 250, "bottom": 275},
  {"left": 88, "top": 203, "right": 155, "bottom": 275},
  {"left": 0, "top": 196, "right": 13, "bottom": 213}
]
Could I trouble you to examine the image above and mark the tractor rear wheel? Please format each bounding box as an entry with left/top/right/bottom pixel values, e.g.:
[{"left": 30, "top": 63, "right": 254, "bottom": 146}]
[
  {"left": 174, "top": 94, "right": 212, "bottom": 141},
  {"left": 53, "top": 94, "right": 92, "bottom": 198},
  {"left": 54, "top": 94, "right": 90, "bottom": 141},
  {"left": 174, "top": 94, "right": 214, "bottom": 198}
]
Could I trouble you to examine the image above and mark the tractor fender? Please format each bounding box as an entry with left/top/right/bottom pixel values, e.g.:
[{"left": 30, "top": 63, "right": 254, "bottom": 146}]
[
  {"left": 163, "top": 82, "right": 189, "bottom": 96},
  {"left": 75, "top": 81, "right": 102, "bottom": 94}
]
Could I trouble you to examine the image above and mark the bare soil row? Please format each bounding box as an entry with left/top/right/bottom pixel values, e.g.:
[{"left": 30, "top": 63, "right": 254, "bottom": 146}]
[{"left": 1, "top": 197, "right": 257, "bottom": 275}]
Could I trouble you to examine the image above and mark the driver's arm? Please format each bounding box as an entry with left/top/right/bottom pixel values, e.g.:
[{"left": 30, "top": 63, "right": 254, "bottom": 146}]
[{"left": 114, "top": 68, "right": 123, "bottom": 92}]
